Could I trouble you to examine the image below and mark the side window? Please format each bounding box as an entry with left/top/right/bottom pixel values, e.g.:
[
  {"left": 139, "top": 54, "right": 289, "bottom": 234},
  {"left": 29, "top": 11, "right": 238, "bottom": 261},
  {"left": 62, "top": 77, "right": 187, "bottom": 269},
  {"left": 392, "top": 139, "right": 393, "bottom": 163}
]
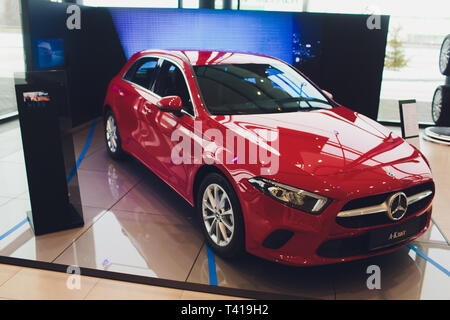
[
  {"left": 154, "top": 60, "right": 194, "bottom": 116},
  {"left": 124, "top": 58, "right": 159, "bottom": 90}
]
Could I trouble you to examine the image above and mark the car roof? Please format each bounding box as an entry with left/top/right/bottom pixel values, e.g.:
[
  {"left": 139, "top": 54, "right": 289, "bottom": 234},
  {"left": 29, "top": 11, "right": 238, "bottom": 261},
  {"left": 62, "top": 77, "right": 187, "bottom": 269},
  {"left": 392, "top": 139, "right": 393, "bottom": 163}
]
[{"left": 137, "top": 49, "right": 281, "bottom": 66}]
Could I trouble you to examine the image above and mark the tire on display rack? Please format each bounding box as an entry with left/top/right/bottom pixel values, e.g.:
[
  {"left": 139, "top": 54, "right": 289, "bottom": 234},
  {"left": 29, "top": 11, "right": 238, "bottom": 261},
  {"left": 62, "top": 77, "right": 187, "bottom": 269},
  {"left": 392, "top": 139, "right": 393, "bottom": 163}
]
[
  {"left": 439, "top": 34, "right": 450, "bottom": 76},
  {"left": 432, "top": 85, "right": 450, "bottom": 126}
]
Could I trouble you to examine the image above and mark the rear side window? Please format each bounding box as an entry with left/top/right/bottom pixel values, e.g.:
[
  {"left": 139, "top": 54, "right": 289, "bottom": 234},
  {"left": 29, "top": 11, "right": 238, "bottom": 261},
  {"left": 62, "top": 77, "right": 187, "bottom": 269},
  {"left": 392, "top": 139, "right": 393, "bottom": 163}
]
[
  {"left": 124, "top": 58, "right": 159, "bottom": 90},
  {"left": 153, "top": 60, "right": 194, "bottom": 116}
]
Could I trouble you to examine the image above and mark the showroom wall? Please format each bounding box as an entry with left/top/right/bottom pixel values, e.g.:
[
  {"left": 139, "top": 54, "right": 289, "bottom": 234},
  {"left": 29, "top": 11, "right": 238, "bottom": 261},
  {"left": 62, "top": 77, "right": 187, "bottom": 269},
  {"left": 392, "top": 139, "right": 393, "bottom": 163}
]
[
  {"left": 21, "top": 0, "right": 388, "bottom": 126},
  {"left": 317, "top": 13, "right": 389, "bottom": 120}
]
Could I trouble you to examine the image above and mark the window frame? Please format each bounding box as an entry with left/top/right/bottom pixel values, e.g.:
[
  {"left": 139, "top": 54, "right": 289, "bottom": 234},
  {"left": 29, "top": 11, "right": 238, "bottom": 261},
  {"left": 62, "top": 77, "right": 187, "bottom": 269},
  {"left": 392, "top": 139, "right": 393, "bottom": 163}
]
[
  {"left": 123, "top": 57, "right": 161, "bottom": 90},
  {"left": 122, "top": 54, "right": 197, "bottom": 119},
  {"left": 153, "top": 59, "right": 196, "bottom": 117}
]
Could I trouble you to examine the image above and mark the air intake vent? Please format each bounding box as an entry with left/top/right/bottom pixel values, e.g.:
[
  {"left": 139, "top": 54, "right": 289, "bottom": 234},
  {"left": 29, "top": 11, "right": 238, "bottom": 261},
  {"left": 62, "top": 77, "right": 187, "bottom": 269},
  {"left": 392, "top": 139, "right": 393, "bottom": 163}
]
[{"left": 262, "top": 230, "right": 294, "bottom": 249}]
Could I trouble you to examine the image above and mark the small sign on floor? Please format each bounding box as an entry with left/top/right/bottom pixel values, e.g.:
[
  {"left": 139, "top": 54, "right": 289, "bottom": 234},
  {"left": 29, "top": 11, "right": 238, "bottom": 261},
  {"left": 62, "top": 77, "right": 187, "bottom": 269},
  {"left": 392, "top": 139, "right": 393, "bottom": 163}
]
[{"left": 399, "top": 99, "right": 420, "bottom": 149}]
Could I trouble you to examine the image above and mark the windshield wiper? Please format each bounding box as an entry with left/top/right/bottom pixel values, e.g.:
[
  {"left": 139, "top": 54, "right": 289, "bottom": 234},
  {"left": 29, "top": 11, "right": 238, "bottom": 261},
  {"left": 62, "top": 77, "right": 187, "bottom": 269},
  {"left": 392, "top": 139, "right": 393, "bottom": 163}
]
[
  {"left": 209, "top": 97, "right": 332, "bottom": 115},
  {"left": 274, "top": 97, "right": 332, "bottom": 106}
]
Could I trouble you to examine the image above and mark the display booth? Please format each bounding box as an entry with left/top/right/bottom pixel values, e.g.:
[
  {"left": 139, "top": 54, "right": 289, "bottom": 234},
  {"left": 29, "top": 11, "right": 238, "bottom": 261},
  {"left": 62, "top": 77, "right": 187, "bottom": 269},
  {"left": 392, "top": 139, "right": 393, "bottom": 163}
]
[{"left": 20, "top": 0, "right": 389, "bottom": 126}]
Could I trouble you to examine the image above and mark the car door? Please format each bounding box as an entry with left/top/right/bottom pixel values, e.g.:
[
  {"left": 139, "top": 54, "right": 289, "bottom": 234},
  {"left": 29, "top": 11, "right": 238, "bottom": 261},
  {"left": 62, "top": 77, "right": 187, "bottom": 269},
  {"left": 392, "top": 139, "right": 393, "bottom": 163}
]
[
  {"left": 146, "top": 59, "right": 196, "bottom": 194},
  {"left": 118, "top": 57, "right": 161, "bottom": 160}
]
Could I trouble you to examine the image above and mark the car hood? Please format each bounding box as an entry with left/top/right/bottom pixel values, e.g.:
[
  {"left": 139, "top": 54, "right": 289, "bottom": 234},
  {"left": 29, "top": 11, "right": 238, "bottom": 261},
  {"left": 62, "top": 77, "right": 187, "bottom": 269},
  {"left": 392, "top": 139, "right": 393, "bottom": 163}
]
[{"left": 212, "top": 106, "right": 427, "bottom": 178}]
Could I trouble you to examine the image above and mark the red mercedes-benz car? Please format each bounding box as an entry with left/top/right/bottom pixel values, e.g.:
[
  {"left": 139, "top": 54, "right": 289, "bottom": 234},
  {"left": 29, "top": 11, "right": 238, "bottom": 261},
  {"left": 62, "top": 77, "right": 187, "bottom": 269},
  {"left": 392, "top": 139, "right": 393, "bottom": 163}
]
[{"left": 103, "top": 50, "right": 434, "bottom": 266}]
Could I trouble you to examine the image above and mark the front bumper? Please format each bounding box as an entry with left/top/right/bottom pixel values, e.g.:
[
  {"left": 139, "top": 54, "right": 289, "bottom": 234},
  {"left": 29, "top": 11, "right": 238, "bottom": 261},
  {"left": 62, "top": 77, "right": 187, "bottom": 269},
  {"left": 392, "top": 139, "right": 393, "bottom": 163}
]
[{"left": 238, "top": 180, "right": 433, "bottom": 266}]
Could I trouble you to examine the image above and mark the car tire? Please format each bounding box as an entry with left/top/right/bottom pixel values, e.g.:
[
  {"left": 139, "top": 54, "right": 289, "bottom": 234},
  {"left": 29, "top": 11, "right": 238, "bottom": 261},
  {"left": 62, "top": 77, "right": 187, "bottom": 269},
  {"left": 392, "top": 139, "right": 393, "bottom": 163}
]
[
  {"left": 104, "top": 110, "right": 125, "bottom": 160},
  {"left": 439, "top": 35, "right": 450, "bottom": 76},
  {"left": 196, "top": 172, "right": 245, "bottom": 259},
  {"left": 432, "top": 85, "right": 450, "bottom": 126}
]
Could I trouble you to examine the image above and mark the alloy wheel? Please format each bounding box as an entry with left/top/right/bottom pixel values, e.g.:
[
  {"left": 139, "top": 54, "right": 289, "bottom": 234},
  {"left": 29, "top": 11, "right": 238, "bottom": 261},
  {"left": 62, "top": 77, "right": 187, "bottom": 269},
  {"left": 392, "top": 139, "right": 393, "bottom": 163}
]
[
  {"left": 106, "top": 115, "right": 118, "bottom": 153},
  {"left": 202, "top": 183, "right": 235, "bottom": 247}
]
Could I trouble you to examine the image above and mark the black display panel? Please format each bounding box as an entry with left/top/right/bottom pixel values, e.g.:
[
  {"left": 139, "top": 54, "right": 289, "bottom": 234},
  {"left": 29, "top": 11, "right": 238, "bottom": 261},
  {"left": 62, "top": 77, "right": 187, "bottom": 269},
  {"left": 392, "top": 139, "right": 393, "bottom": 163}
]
[{"left": 14, "top": 71, "right": 84, "bottom": 235}]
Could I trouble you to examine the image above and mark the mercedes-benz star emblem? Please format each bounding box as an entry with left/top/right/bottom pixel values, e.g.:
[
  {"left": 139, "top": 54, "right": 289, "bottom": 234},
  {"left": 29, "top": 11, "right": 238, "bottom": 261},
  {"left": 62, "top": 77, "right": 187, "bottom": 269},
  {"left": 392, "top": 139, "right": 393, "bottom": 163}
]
[{"left": 386, "top": 192, "right": 408, "bottom": 221}]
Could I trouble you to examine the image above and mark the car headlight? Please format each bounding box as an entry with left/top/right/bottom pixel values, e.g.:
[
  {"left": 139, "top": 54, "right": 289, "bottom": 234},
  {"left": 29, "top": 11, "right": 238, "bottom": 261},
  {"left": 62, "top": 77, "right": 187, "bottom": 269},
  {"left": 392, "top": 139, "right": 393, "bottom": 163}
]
[{"left": 248, "top": 177, "right": 330, "bottom": 214}]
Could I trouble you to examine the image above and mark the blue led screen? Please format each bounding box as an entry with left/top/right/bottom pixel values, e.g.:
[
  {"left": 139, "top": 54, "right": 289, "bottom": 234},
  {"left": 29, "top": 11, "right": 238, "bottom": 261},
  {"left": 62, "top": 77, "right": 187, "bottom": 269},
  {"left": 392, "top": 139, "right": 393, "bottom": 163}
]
[{"left": 109, "top": 8, "right": 295, "bottom": 64}]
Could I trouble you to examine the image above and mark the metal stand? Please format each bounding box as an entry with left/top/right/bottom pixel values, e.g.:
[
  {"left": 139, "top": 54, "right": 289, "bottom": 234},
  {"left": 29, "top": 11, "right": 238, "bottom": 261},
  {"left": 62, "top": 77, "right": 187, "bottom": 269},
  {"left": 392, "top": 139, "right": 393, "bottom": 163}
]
[{"left": 423, "top": 127, "right": 450, "bottom": 145}]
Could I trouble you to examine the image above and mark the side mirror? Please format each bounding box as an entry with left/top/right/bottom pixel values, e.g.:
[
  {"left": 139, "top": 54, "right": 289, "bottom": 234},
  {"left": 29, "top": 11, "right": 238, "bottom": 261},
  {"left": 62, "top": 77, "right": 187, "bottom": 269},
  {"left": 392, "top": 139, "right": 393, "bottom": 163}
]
[
  {"left": 322, "top": 90, "right": 333, "bottom": 100},
  {"left": 156, "top": 96, "right": 183, "bottom": 113}
]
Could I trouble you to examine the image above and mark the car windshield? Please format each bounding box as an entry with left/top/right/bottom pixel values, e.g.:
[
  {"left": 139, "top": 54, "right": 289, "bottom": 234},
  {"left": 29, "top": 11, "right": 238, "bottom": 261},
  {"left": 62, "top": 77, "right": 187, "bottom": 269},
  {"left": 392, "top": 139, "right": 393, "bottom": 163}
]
[{"left": 193, "top": 63, "right": 333, "bottom": 115}]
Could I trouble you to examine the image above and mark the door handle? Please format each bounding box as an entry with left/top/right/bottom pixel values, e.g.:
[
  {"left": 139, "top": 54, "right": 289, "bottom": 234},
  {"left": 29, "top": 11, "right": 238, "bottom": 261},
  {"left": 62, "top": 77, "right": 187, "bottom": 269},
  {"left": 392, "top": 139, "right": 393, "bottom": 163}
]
[{"left": 144, "top": 104, "right": 152, "bottom": 114}]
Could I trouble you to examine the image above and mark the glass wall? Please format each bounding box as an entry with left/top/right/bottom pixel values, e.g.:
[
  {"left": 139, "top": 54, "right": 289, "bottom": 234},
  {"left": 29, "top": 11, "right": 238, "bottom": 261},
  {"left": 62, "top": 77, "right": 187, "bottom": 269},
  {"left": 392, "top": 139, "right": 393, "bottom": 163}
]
[
  {"left": 0, "top": 0, "right": 25, "bottom": 119},
  {"left": 238, "top": 0, "right": 449, "bottom": 124}
]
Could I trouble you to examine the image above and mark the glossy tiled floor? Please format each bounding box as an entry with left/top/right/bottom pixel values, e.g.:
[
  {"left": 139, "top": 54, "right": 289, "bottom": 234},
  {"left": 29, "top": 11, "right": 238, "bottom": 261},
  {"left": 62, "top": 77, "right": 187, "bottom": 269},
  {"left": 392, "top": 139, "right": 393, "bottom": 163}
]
[
  {"left": 0, "top": 264, "right": 241, "bottom": 300},
  {"left": 0, "top": 119, "right": 449, "bottom": 299}
]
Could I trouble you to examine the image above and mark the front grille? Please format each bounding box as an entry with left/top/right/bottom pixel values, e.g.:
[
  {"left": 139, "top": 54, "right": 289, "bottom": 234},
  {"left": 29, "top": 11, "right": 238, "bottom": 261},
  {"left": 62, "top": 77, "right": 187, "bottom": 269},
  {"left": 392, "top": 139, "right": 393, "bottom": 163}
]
[
  {"left": 336, "top": 182, "right": 434, "bottom": 229},
  {"left": 317, "top": 212, "right": 429, "bottom": 258}
]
